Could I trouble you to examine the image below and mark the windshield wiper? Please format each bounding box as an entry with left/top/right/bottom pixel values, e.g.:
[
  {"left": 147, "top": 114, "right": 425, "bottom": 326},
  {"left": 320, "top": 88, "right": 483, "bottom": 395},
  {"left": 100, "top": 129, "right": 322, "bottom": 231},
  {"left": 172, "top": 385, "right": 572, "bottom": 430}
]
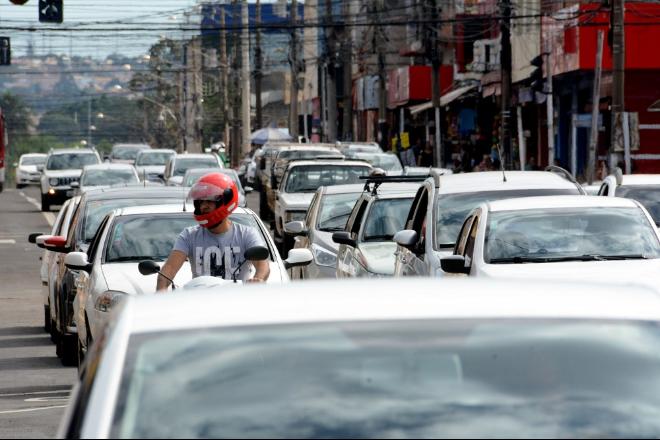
[
  {"left": 490, "top": 254, "right": 651, "bottom": 264},
  {"left": 107, "top": 256, "right": 164, "bottom": 263},
  {"left": 319, "top": 227, "right": 344, "bottom": 232}
]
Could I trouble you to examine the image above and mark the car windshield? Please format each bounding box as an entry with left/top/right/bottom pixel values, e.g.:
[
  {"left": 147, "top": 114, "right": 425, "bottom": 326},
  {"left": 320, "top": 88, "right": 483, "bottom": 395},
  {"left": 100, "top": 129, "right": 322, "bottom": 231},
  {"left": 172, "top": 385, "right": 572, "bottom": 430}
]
[
  {"left": 278, "top": 149, "right": 341, "bottom": 160},
  {"left": 46, "top": 153, "right": 99, "bottom": 171},
  {"left": 112, "top": 318, "right": 660, "bottom": 438},
  {"left": 351, "top": 153, "right": 403, "bottom": 172},
  {"left": 484, "top": 207, "right": 660, "bottom": 263},
  {"left": 616, "top": 185, "right": 660, "bottom": 226},
  {"left": 112, "top": 147, "right": 147, "bottom": 161},
  {"left": 435, "top": 189, "right": 580, "bottom": 248},
  {"left": 174, "top": 158, "right": 219, "bottom": 176},
  {"left": 363, "top": 198, "right": 414, "bottom": 241},
  {"left": 136, "top": 152, "right": 174, "bottom": 166},
  {"left": 82, "top": 198, "right": 183, "bottom": 243},
  {"left": 21, "top": 156, "right": 46, "bottom": 166},
  {"left": 285, "top": 165, "right": 371, "bottom": 193},
  {"left": 317, "top": 193, "right": 362, "bottom": 232},
  {"left": 81, "top": 170, "right": 138, "bottom": 187}
]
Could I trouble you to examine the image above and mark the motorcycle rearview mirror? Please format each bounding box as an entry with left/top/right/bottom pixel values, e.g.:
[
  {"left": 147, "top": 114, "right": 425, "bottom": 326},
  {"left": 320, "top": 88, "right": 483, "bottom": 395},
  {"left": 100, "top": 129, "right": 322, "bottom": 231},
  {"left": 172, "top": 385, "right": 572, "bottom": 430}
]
[
  {"left": 138, "top": 260, "right": 178, "bottom": 290},
  {"left": 244, "top": 246, "right": 269, "bottom": 261}
]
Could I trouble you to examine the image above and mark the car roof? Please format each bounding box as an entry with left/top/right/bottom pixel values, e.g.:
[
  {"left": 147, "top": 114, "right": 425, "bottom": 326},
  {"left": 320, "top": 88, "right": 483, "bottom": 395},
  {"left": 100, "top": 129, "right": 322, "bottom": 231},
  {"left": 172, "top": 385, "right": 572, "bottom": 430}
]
[
  {"left": 81, "top": 186, "right": 188, "bottom": 201},
  {"left": 112, "top": 143, "right": 151, "bottom": 150},
  {"left": 48, "top": 148, "right": 98, "bottom": 155},
  {"left": 276, "top": 144, "right": 337, "bottom": 152},
  {"left": 83, "top": 164, "right": 136, "bottom": 171},
  {"left": 137, "top": 149, "right": 175, "bottom": 155},
  {"left": 288, "top": 160, "right": 373, "bottom": 168},
  {"left": 173, "top": 154, "right": 217, "bottom": 160},
  {"left": 436, "top": 171, "right": 580, "bottom": 194},
  {"left": 321, "top": 184, "right": 368, "bottom": 195},
  {"left": 487, "top": 194, "right": 640, "bottom": 212},
  {"left": 117, "top": 279, "right": 660, "bottom": 334},
  {"left": 620, "top": 174, "right": 660, "bottom": 186},
  {"left": 21, "top": 153, "right": 47, "bottom": 157},
  {"left": 114, "top": 204, "right": 191, "bottom": 217}
]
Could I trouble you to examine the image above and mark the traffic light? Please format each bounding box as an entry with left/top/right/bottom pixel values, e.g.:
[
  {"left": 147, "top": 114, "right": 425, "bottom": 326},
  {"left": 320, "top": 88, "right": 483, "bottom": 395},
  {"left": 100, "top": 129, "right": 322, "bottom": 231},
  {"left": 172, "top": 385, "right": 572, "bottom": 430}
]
[
  {"left": 39, "top": 0, "right": 63, "bottom": 23},
  {"left": 530, "top": 54, "right": 544, "bottom": 94}
]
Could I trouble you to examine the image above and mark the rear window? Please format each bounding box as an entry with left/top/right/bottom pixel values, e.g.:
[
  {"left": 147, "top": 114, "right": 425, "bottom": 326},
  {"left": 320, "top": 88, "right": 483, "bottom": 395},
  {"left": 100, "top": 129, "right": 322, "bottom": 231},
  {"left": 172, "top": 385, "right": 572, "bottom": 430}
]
[
  {"left": 47, "top": 153, "right": 99, "bottom": 171},
  {"left": 174, "top": 158, "right": 219, "bottom": 176},
  {"left": 285, "top": 165, "right": 371, "bottom": 193}
]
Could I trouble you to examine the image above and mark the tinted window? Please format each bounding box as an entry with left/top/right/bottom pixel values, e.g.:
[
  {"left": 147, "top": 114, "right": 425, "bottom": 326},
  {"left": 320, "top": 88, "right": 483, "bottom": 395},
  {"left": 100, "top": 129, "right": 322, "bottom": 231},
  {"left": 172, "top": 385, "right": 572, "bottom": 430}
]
[
  {"left": 112, "top": 319, "right": 660, "bottom": 438},
  {"left": 285, "top": 165, "right": 371, "bottom": 193},
  {"left": 174, "top": 158, "right": 219, "bottom": 176},
  {"left": 484, "top": 207, "right": 660, "bottom": 263},
  {"left": 136, "top": 152, "right": 174, "bottom": 166},
  {"left": 112, "top": 147, "right": 147, "bottom": 161},
  {"left": 316, "top": 193, "right": 362, "bottom": 232},
  {"left": 616, "top": 185, "right": 660, "bottom": 225},
  {"left": 278, "top": 150, "right": 341, "bottom": 160},
  {"left": 435, "top": 189, "right": 580, "bottom": 247},
  {"left": 363, "top": 198, "right": 414, "bottom": 241},
  {"left": 81, "top": 170, "right": 138, "bottom": 186},
  {"left": 47, "top": 153, "right": 99, "bottom": 171}
]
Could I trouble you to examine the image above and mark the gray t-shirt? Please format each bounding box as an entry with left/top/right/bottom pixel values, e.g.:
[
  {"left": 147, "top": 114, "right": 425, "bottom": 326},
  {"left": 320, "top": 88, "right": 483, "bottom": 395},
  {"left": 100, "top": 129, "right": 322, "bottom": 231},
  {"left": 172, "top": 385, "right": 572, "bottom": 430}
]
[{"left": 173, "top": 223, "right": 266, "bottom": 280}]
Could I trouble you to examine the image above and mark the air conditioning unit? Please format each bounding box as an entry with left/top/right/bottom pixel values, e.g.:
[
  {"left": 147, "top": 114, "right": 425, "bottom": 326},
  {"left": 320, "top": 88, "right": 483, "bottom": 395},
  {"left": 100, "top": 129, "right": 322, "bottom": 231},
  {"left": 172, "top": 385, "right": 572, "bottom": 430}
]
[{"left": 471, "top": 38, "right": 501, "bottom": 73}]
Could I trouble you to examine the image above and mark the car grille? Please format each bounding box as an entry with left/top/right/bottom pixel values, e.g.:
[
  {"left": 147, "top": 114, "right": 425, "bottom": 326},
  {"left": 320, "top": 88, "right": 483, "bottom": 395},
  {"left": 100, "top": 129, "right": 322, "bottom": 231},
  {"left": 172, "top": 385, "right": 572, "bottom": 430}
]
[{"left": 57, "top": 176, "right": 79, "bottom": 186}]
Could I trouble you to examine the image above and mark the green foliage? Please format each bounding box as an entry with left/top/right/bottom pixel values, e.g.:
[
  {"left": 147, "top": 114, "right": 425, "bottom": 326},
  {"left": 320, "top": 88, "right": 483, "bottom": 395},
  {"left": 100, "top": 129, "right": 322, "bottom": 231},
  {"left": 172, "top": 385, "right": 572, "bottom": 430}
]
[{"left": 0, "top": 92, "right": 32, "bottom": 139}]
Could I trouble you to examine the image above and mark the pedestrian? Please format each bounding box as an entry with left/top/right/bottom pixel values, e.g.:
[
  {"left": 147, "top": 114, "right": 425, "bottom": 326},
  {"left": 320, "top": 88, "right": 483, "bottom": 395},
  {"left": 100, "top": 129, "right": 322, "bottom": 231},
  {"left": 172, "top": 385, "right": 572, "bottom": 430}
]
[{"left": 418, "top": 141, "right": 434, "bottom": 167}]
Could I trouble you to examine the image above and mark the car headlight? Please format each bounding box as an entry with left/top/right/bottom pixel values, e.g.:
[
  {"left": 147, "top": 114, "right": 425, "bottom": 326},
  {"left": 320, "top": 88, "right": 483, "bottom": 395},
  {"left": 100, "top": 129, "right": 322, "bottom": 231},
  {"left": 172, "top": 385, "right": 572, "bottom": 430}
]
[
  {"left": 311, "top": 243, "right": 337, "bottom": 267},
  {"left": 49, "top": 178, "right": 59, "bottom": 186},
  {"left": 94, "top": 290, "right": 127, "bottom": 313},
  {"left": 285, "top": 211, "right": 307, "bottom": 222}
]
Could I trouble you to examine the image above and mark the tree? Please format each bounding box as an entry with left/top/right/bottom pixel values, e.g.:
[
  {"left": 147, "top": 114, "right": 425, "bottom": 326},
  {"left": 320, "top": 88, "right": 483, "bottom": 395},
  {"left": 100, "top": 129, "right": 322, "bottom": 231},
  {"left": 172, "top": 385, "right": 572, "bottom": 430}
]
[{"left": 0, "top": 92, "right": 32, "bottom": 140}]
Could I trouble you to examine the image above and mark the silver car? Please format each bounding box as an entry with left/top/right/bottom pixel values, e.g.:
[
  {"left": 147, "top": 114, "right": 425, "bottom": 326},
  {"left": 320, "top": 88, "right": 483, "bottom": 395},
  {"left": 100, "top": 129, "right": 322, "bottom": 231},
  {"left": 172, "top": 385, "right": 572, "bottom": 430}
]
[
  {"left": 60, "top": 278, "right": 660, "bottom": 438},
  {"left": 286, "top": 184, "right": 364, "bottom": 279}
]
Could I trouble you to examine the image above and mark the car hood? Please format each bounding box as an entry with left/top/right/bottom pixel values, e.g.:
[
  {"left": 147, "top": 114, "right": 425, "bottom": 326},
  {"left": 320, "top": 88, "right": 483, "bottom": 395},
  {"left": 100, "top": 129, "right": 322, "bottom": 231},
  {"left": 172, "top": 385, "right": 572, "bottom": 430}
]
[
  {"left": 478, "top": 258, "right": 660, "bottom": 286},
  {"left": 102, "top": 262, "right": 193, "bottom": 295},
  {"left": 358, "top": 241, "right": 398, "bottom": 275},
  {"left": 279, "top": 192, "right": 315, "bottom": 210},
  {"left": 19, "top": 165, "right": 40, "bottom": 173},
  {"left": 136, "top": 165, "right": 165, "bottom": 175},
  {"left": 44, "top": 170, "right": 83, "bottom": 178}
]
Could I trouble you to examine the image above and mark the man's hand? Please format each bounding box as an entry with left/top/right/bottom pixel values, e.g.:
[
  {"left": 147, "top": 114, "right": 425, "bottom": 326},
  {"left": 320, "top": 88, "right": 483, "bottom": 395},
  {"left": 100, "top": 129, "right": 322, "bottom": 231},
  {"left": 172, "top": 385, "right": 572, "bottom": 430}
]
[{"left": 249, "top": 259, "right": 270, "bottom": 284}]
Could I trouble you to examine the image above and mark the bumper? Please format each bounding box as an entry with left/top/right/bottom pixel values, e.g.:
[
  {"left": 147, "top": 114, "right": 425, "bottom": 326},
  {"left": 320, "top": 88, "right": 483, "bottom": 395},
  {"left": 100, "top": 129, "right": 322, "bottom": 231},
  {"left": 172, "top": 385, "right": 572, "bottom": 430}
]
[{"left": 43, "top": 188, "right": 73, "bottom": 204}]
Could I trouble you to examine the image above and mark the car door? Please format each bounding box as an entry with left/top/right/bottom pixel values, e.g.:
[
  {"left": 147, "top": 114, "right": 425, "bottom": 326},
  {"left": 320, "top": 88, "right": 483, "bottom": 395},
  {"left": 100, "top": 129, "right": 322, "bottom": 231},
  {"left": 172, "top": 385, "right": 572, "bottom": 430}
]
[
  {"left": 337, "top": 198, "right": 368, "bottom": 278},
  {"left": 396, "top": 186, "right": 431, "bottom": 277}
]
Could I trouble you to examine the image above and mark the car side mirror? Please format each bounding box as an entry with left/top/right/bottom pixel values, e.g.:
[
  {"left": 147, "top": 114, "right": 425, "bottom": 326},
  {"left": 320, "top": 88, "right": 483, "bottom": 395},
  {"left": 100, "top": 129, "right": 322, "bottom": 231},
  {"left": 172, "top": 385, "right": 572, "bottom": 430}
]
[
  {"left": 28, "top": 232, "right": 44, "bottom": 244},
  {"left": 394, "top": 230, "right": 418, "bottom": 251},
  {"left": 44, "top": 236, "right": 70, "bottom": 253},
  {"left": 244, "top": 246, "right": 269, "bottom": 261},
  {"left": 284, "top": 248, "right": 313, "bottom": 270},
  {"left": 332, "top": 231, "right": 356, "bottom": 248},
  {"left": 284, "top": 221, "right": 308, "bottom": 236},
  {"left": 65, "top": 252, "right": 93, "bottom": 273},
  {"left": 441, "top": 255, "right": 471, "bottom": 275},
  {"left": 138, "top": 260, "right": 161, "bottom": 276}
]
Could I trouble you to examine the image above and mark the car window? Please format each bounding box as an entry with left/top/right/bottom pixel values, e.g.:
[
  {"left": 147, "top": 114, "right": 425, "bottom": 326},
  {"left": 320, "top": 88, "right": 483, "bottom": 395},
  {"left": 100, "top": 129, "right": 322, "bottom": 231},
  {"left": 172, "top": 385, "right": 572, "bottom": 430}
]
[
  {"left": 317, "top": 193, "right": 362, "bottom": 232},
  {"left": 484, "top": 207, "right": 660, "bottom": 263},
  {"left": 82, "top": 170, "right": 138, "bottom": 186},
  {"left": 350, "top": 200, "right": 369, "bottom": 236},
  {"left": 21, "top": 156, "right": 46, "bottom": 166},
  {"left": 362, "top": 198, "right": 414, "bottom": 241},
  {"left": 463, "top": 212, "right": 481, "bottom": 263},
  {"left": 174, "top": 158, "right": 219, "bottom": 176},
  {"left": 112, "top": 147, "right": 147, "bottom": 161},
  {"left": 598, "top": 183, "right": 609, "bottom": 196},
  {"left": 285, "top": 165, "right": 371, "bottom": 193},
  {"left": 615, "top": 185, "right": 660, "bottom": 225},
  {"left": 46, "top": 153, "right": 99, "bottom": 171},
  {"left": 112, "top": 319, "right": 660, "bottom": 439},
  {"left": 88, "top": 216, "right": 110, "bottom": 261},
  {"left": 435, "top": 188, "right": 580, "bottom": 249},
  {"left": 454, "top": 216, "right": 475, "bottom": 256},
  {"left": 136, "top": 152, "right": 174, "bottom": 166}
]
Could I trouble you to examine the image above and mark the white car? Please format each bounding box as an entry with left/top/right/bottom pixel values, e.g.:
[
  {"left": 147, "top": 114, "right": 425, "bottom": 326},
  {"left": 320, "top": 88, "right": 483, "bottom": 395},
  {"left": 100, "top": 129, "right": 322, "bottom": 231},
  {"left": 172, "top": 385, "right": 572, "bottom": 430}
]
[
  {"left": 40, "top": 148, "right": 101, "bottom": 211},
  {"left": 393, "top": 169, "right": 586, "bottom": 278},
  {"left": 163, "top": 154, "right": 224, "bottom": 186},
  {"left": 61, "top": 278, "right": 660, "bottom": 438},
  {"left": 68, "top": 204, "right": 313, "bottom": 364},
  {"left": 598, "top": 173, "right": 660, "bottom": 226},
  {"left": 108, "top": 143, "right": 151, "bottom": 165},
  {"left": 134, "top": 149, "right": 176, "bottom": 182},
  {"left": 441, "top": 195, "right": 660, "bottom": 282},
  {"left": 75, "top": 163, "right": 140, "bottom": 193},
  {"left": 14, "top": 153, "right": 46, "bottom": 188}
]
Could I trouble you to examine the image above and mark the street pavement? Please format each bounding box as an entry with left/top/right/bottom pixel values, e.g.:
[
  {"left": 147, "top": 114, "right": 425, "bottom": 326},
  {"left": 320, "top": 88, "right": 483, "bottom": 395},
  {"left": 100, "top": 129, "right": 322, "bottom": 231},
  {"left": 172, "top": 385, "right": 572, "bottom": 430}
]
[{"left": 0, "top": 186, "right": 76, "bottom": 439}]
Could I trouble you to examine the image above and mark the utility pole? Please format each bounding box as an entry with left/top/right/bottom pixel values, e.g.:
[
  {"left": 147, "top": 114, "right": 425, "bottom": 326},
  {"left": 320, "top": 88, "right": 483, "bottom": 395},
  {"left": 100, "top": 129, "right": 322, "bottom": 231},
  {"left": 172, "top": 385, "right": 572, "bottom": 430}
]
[
  {"left": 255, "top": 0, "right": 263, "bottom": 130},
  {"left": 241, "top": 0, "right": 251, "bottom": 156},
  {"left": 220, "top": 7, "right": 229, "bottom": 147},
  {"left": 546, "top": 37, "right": 555, "bottom": 166},
  {"left": 231, "top": 0, "right": 242, "bottom": 167},
  {"left": 587, "top": 31, "right": 605, "bottom": 184},
  {"left": 341, "top": 0, "right": 353, "bottom": 141},
  {"left": 87, "top": 99, "right": 92, "bottom": 147},
  {"left": 429, "top": 0, "right": 442, "bottom": 167},
  {"left": 375, "top": 0, "right": 388, "bottom": 151},
  {"left": 289, "top": 0, "right": 300, "bottom": 139},
  {"left": 500, "top": 0, "right": 513, "bottom": 169},
  {"left": 610, "top": 0, "right": 625, "bottom": 169},
  {"left": 325, "top": 0, "right": 337, "bottom": 142}
]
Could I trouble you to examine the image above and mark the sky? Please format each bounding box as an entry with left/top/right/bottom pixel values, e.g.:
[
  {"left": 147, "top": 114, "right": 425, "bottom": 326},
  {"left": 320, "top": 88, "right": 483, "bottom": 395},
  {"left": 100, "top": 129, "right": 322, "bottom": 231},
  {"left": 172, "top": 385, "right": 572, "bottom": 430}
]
[{"left": 0, "top": 0, "right": 201, "bottom": 59}]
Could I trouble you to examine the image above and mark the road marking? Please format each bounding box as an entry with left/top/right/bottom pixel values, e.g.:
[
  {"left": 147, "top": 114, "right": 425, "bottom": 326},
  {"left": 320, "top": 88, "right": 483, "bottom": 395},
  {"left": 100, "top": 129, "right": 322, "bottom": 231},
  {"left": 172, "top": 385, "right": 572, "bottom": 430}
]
[
  {"left": 0, "top": 405, "right": 67, "bottom": 415},
  {"left": 0, "top": 239, "right": 16, "bottom": 245},
  {"left": 19, "top": 192, "right": 55, "bottom": 226},
  {"left": 24, "top": 397, "right": 69, "bottom": 403}
]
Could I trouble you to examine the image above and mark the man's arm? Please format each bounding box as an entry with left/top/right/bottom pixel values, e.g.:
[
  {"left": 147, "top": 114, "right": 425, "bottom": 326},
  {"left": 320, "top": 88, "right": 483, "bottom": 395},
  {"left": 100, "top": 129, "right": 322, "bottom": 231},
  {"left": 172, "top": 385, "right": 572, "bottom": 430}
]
[
  {"left": 248, "top": 259, "right": 270, "bottom": 283},
  {"left": 157, "top": 250, "right": 188, "bottom": 292}
]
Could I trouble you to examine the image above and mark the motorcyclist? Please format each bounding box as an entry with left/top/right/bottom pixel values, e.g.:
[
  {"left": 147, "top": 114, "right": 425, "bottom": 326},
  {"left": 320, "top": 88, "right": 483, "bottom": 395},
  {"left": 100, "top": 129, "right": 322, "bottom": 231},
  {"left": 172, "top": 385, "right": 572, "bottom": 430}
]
[{"left": 157, "top": 173, "right": 270, "bottom": 291}]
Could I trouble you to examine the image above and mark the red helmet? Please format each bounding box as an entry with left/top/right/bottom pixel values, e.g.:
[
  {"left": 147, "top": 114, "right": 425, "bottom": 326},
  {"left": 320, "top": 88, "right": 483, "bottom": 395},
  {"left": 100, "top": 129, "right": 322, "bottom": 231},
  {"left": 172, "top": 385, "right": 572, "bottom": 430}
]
[{"left": 188, "top": 173, "right": 239, "bottom": 228}]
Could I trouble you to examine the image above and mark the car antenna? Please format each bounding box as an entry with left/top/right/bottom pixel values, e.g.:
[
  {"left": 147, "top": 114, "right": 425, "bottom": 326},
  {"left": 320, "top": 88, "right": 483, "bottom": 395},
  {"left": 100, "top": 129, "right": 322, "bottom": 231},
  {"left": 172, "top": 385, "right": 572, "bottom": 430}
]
[
  {"left": 495, "top": 143, "right": 507, "bottom": 182},
  {"left": 182, "top": 186, "right": 188, "bottom": 212}
]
